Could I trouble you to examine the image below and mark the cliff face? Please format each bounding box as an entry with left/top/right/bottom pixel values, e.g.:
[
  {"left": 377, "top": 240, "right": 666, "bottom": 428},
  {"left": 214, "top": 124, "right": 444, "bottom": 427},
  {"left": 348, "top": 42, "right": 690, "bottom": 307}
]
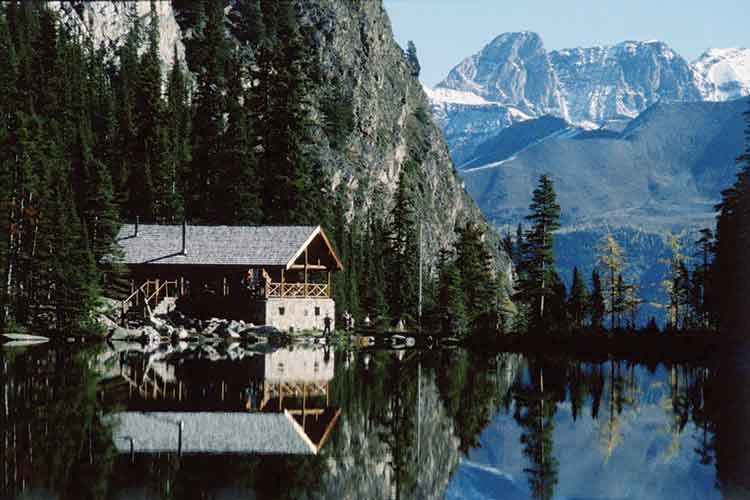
[
  {"left": 291, "top": 0, "right": 493, "bottom": 257},
  {"left": 52, "top": 1, "right": 185, "bottom": 68}
]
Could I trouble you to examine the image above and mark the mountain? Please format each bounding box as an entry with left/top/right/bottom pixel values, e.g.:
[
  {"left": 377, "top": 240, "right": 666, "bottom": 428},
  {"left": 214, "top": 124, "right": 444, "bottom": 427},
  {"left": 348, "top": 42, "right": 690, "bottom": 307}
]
[
  {"left": 458, "top": 115, "right": 569, "bottom": 170},
  {"left": 459, "top": 98, "right": 748, "bottom": 321},
  {"left": 462, "top": 99, "right": 746, "bottom": 229},
  {"left": 424, "top": 85, "right": 533, "bottom": 167},
  {"left": 438, "top": 32, "right": 566, "bottom": 118},
  {"left": 428, "top": 32, "right": 750, "bottom": 164},
  {"left": 692, "top": 48, "right": 750, "bottom": 101},
  {"left": 549, "top": 41, "right": 701, "bottom": 128},
  {"left": 55, "top": 0, "right": 506, "bottom": 267}
]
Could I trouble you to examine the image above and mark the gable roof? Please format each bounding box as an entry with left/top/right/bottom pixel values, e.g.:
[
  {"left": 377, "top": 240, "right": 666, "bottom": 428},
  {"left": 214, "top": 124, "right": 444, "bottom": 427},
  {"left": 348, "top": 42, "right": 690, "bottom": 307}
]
[
  {"left": 114, "top": 224, "right": 342, "bottom": 269},
  {"left": 111, "top": 411, "right": 320, "bottom": 455}
]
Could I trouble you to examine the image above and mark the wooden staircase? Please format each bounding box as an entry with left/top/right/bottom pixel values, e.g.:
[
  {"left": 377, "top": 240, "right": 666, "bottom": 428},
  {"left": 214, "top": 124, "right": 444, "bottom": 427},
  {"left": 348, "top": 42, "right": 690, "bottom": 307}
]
[{"left": 120, "top": 280, "right": 179, "bottom": 325}]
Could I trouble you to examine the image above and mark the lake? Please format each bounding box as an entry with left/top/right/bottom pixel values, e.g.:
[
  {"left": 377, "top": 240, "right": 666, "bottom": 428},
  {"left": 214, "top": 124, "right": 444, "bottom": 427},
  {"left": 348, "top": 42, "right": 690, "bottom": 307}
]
[{"left": 1, "top": 339, "right": 749, "bottom": 499}]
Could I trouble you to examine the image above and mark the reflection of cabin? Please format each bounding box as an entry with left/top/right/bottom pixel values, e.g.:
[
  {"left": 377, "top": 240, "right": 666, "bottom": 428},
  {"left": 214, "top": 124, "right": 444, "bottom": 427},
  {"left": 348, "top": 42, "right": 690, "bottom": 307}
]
[
  {"left": 104, "top": 347, "right": 340, "bottom": 456},
  {"left": 114, "top": 223, "right": 343, "bottom": 331}
]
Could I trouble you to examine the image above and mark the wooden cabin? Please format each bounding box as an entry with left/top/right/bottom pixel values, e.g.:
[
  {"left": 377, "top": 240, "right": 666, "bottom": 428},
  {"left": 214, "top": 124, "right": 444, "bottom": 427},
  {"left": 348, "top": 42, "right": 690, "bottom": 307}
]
[{"left": 114, "top": 223, "right": 343, "bottom": 331}]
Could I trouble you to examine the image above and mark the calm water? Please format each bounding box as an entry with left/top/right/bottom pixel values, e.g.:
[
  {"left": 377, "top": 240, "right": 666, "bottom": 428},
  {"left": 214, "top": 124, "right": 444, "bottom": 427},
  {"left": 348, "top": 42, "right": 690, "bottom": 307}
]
[{"left": 1, "top": 339, "right": 749, "bottom": 499}]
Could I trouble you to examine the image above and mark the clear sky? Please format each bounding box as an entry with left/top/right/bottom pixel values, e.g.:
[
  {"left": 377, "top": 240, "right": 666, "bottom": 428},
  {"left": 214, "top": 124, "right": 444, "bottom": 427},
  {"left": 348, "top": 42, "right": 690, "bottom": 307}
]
[{"left": 384, "top": 0, "right": 749, "bottom": 87}]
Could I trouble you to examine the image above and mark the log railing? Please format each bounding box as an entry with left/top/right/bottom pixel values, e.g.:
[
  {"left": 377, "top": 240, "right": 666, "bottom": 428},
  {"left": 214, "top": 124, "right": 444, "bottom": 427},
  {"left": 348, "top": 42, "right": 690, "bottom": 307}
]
[
  {"left": 265, "top": 282, "right": 330, "bottom": 298},
  {"left": 121, "top": 279, "right": 179, "bottom": 322}
]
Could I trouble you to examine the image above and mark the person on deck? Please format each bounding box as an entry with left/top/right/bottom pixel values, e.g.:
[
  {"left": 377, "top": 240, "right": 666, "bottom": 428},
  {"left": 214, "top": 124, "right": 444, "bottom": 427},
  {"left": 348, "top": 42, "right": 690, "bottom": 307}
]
[{"left": 323, "top": 314, "right": 332, "bottom": 336}]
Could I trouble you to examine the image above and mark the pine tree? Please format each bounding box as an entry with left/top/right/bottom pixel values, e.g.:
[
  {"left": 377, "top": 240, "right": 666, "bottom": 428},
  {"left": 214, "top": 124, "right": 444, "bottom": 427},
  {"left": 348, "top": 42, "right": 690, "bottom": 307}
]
[
  {"left": 164, "top": 45, "right": 190, "bottom": 222},
  {"left": 113, "top": 12, "right": 142, "bottom": 215},
  {"left": 693, "top": 228, "right": 714, "bottom": 328},
  {"left": 386, "top": 166, "right": 419, "bottom": 323},
  {"left": 613, "top": 274, "right": 626, "bottom": 329},
  {"left": 218, "top": 49, "right": 262, "bottom": 224},
  {"left": 590, "top": 269, "right": 606, "bottom": 331},
  {"left": 454, "top": 221, "right": 497, "bottom": 331},
  {"left": 189, "top": 0, "right": 228, "bottom": 221},
  {"left": 568, "top": 266, "right": 588, "bottom": 329},
  {"left": 436, "top": 248, "right": 467, "bottom": 336},
  {"left": 597, "top": 233, "right": 624, "bottom": 330},
  {"left": 661, "top": 232, "right": 685, "bottom": 329},
  {"left": 406, "top": 40, "right": 420, "bottom": 77},
  {"left": 517, "top": 174, "right": 561, "bottom": 328}
]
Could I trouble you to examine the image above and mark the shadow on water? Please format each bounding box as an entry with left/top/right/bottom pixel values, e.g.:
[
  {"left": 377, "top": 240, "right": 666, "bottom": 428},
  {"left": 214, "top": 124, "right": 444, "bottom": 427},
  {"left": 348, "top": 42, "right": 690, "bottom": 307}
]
[{"left": 1, "top": 333, "right": 749, "bottom": 499}]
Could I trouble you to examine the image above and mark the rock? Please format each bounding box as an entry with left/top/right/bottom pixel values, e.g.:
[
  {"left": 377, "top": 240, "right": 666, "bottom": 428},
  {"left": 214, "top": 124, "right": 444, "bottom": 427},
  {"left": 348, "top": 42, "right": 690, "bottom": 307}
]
[
  {"left": 109, "top": 326, "right": 143, "bottom": 341},
  {"left": 244, "top": 325, "right": 282, "bottom": 337}
]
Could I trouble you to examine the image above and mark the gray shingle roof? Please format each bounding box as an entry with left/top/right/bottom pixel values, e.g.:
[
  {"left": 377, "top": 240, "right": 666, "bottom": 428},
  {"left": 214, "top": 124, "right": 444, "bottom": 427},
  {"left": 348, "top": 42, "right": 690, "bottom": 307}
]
[
  {"left": 115, "top": 224, "right": 318, "bottom": 267},
  {"left": 111, "top": 411, "right": 317, "bottom": 455}
]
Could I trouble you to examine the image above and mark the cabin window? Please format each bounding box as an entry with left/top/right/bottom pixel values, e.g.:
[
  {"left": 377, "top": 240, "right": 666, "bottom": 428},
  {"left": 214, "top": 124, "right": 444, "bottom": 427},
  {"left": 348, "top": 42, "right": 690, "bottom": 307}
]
[
  {"left": 315, "top": 307, "right": 321, "bottom": 316},
  {"left": 279, "top": 307, "right": 285, "bottom": 316}
]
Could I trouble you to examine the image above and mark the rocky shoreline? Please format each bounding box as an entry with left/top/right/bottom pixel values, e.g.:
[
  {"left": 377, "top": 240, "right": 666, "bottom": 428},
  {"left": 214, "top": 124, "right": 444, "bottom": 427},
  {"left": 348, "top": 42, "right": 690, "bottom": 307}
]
[{"left": 100, "top": 309, "right": 298, "bottom": 349}]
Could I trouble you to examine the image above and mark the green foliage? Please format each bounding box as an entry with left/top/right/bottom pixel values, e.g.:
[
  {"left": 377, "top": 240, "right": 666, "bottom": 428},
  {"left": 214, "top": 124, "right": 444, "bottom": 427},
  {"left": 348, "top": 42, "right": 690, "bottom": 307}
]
[
  {"left": 516, "top": 174, "right": 562, "bottom": 330},
  {"left": 436, "top": 248, "right": 467, "bottom": 335},
  {"left": 568, "top": 266, "right": 588, "bottom": 329},
  {"left": 703, "top": 100, "right": 750, "bottom": 333},
  {"left": 454, "top": 221, "right": 500, "bottom": 333},
  {"left": 590, "top": 269, "right": 606, "bottom": 331},
  {"left": 406, "top": 40, "right": 420, "bottom": 78},
  {"left": 386, "top": 163, "right": 420, "bottom": 323},
  {"left": 321, "top": 80, "right": 355, "bottom": 150}
]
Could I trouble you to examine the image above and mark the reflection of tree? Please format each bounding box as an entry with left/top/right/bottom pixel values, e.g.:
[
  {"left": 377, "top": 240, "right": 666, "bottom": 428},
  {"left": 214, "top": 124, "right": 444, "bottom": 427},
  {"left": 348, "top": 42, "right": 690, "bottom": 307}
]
[
  {"left": 703, "top": 345, "right": 750, "bottom": 499},
  {"left": 598, "top": 361, "right": 634, "bottom": 461},
  {"left": 377, "top": 354, "right": 417, "bottom": 500},
  {"left": 687, "top": 366, "right": 714, "bottom": 465},
  {"left": 436, "top": 350, "right": 507, "bottom": 453},
  {"left": 0, "top": 345, "right": 114, "bottom": 499},
  {"left": 512, "top": 360, "right": 559, "bottom": 500}
]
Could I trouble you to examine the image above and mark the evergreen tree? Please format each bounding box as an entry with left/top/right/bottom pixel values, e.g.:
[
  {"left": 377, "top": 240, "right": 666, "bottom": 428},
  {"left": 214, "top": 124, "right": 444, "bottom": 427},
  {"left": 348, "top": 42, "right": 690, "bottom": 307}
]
[
  {"left": 386, "top": 166, "right": 419, "bottom": 323},
  {"left": 568, "top": 266, "right": 588, "bottom": 330},
  {"left": 693, "top": 228, "right": 714, "bottom": 328},
  {"left": 597, "top": 233, "right": 624, "bottom": 330},
  {"left": 513, "top": 223, "right": 525, "bottom": 267},
  {"left": 517, "top": 174, "right": 561, "bottom": 328},
  {"left": 436, "top": 248, "right": 467, "bottom": 336},
  {"left": 260, "top": 0, "right": 322, "bottom": 224},
  {"left": 218, "top": 50, "right": 262, "bottom": 224},
  {"left": 406, "top": 40, "right": 420, "bottom": 77},
  {"left": 590, "top": 269, "right": 606, "bottom": 331},
  {"left": 613, "top": 274, "right": 626, "bottom": 329},
  {"left": 454, "top": 221, "right": 498, "bottom": 332},
  {"left": 661, "top": 232, "right": 685, "bottom": 329},
  {"left": 164, "top": 45, "right": 191, "bottom": 222},
  {"left": 189, "top": 0, "right": 228, "bottom": 221}
]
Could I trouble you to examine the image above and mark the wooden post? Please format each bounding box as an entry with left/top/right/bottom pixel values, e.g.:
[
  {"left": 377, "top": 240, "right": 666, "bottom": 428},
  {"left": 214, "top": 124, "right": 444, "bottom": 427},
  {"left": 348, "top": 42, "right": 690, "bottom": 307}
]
[
  {"left": 304, "top": 248, "right": 308, "bottom": 297},
  {"left": 178, "top": 421, "right": 183, "bottom": 457},
  {"left": 327, "top": 271, "right": 331, "bottom": 298},
  {"left": 281, "top": 269, "right": 285, "bottom": 297}
]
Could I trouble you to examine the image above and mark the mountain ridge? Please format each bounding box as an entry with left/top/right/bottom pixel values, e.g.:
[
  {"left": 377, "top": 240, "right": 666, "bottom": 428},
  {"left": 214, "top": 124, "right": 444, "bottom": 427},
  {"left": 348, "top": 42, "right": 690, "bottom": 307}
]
[{"left": 429, "top": 31, "right": 750, "bottom": 163}]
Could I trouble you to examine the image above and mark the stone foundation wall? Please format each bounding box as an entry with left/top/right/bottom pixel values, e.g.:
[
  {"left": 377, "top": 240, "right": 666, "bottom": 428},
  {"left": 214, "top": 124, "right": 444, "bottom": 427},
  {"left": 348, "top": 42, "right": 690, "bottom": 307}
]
[{"left": 262, "top": 298, "right": 335, "bottom": 332}]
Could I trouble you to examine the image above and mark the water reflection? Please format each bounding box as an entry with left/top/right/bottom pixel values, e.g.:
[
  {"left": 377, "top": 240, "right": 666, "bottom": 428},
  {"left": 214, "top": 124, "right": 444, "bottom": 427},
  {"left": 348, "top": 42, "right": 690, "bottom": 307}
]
[{"left": 1, "top": 340, "right": 749, "bottom": 499}]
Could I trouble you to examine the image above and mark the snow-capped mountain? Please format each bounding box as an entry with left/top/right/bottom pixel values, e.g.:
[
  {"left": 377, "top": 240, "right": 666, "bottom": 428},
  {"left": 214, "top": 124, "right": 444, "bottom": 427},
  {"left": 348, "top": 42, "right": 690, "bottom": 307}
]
[
  {"left": 692, "top": 48, "right": 750, "bottom": 101},
  {"left": 424, "top": 85, "right": 532, "bottom": 166},
  {"left": 428, "top": 32, "right": 750, "bottom": 163},
  {"left": 549, "top": 40, "right": 701, "bottom": 128},
  {"left": 437, "top": 32, "right": 567, "bottom": 118}
]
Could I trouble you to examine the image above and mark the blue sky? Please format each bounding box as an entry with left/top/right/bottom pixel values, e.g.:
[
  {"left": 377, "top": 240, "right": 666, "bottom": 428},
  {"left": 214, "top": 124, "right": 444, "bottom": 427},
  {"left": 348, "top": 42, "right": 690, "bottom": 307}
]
[{"left": 384, "top": 0, "right": 749, "bottom": 87}]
